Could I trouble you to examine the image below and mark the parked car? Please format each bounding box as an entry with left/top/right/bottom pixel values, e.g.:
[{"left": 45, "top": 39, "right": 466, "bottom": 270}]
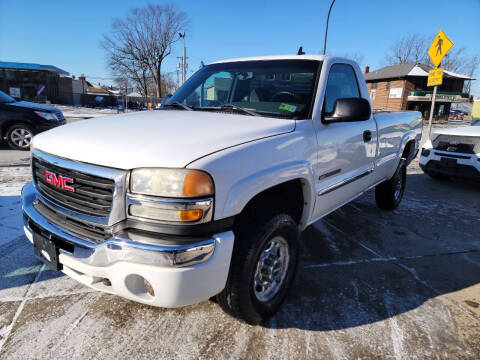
[
  {"left": 22, "top": 55, "right": 422, "bottom": 324},
  {"left": 449, "top": 110, "right": 464, "bottom": 121},
  {"left": 420, "top": 125, "right": 480, "bottom": 182},
  {"left": 0, "top": 90, "right": 66, "bottom": 150}
]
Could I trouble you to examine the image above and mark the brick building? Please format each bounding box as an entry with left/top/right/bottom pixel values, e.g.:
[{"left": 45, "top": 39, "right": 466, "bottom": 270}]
[{"left": 364, "top": 63, "right": 473, "bottom": 119}]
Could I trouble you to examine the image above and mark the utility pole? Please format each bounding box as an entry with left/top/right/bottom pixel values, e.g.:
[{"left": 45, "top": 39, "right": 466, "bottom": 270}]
[
  {"left": 323, "top": 0, "right": 336, "bottom": 55},
  {"left": 427, "top": 82, "right": 438, "bottom": 138},
  {"left": 178, "top": 32, "right": 187, "bottom": 84},
  {"left": 176, "top": 59, "right": 182, "bottom": 89}
]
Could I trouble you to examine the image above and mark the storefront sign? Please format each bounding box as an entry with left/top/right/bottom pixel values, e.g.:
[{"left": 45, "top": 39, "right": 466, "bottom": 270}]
[
  {"left": 389, "top": 88, "right": 403, "bottom": 99},
  {"left": 407, "top": 92, "right": 467, "bottom": 103},
  {"left": 9, "top": 87, "right": 21, "bottom": 98}
]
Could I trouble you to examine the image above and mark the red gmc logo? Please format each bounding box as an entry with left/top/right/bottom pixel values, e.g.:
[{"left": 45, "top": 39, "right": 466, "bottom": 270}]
[{"left": 44, "top": 170, "right": 75, "bottom": 192}]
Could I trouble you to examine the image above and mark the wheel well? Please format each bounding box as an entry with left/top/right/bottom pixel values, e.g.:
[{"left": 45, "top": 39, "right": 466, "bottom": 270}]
[
  {"left": 401, "top": 140, "right": 416, "bottom": 164},
  {"left": 236, "top": 179, "right": 305, "bottom": 229}
]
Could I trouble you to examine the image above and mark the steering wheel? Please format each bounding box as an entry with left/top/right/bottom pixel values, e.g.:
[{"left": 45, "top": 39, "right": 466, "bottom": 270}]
[{"left": 270, "top": 91, "right": 301, "bottom": 103}]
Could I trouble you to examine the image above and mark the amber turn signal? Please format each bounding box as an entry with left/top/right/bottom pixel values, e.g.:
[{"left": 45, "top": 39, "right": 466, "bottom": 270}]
[
  {"left": 179, "top": 209, "right": 204, "bottom": 222},
  {"left": 183, "top": 171, "right": 213, "bottom": 197}
]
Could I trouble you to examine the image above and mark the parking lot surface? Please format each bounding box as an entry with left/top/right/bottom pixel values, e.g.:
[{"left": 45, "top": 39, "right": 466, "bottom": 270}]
[{"left": 0, "top": 124, "right": 479, "bottom": 359}]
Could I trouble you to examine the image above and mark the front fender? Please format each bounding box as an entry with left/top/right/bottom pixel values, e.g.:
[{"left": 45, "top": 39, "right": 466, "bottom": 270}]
[{"left": 222, "top": 160, "right": 315, "bottom": 228}]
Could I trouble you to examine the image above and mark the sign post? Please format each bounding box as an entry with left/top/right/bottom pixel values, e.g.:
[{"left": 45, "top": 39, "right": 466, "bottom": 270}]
[{"left": 426, "top": 30, "right": 454, "bottom": 139}]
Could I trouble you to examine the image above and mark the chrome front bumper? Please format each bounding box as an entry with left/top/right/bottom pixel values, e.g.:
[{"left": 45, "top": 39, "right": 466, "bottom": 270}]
[{"left": 22, "top": 182, "right": 216, "bottom": 268}]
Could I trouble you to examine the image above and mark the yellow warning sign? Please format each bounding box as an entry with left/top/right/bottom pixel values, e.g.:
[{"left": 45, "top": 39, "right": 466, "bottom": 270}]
[
  {"left": 427, "top": 67, "right": 444, "bottom": 87},
  {"left": 428, "top": 30, "right": 454, "bottom": 67}
]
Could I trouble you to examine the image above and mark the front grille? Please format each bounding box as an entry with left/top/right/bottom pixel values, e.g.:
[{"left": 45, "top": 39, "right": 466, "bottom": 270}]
[
  {"left": 32, "top": 157, "right": 115, "bottom": 217},
  {"left": 33, "top": 201, "right": 108, "bottom": 243},
  {"left": 433, "top": 135, "right": 479, "bottom": 154}
]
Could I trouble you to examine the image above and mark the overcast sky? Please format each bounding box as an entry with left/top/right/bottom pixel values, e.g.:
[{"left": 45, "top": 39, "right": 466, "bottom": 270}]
[{"left": 1, "top": 0, "right": 479, "bottom": 94}]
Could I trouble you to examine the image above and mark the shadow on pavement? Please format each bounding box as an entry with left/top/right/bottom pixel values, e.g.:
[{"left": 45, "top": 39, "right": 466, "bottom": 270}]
[
  {"left": 0, "top": 195, "right": 64, "bottom": 293},
  {"left": 0, "top": 235, "right": 64, "bottom": 292},
  {"left": 1, "top": 173, "right": 479, "bottom": 331},
  {"left": 266, "top": 172, "right": 480, "bottom": 330}
]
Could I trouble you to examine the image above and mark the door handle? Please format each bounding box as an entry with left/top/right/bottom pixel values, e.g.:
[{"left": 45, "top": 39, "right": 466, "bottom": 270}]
[{"left": 363, "top": 130, "right": 372, "bottom": 142}]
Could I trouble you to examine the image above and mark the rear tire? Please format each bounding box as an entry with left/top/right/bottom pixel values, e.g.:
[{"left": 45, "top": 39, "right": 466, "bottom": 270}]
[
  {"left": 216, "top": 214, "right": 299, "bottom": 325},
  {"left": 6, "top": 124, "right": 34, "bottom": 150},
  {"left": 375, "top": 161, "right": 406, "bottom": 210}
]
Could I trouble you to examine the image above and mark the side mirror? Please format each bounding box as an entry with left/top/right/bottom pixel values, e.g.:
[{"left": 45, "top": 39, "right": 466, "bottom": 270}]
[
  {"left": 323, "top": 97, "right": 371, "bottom": 123},
  {"left": 160, "top": 94, "right": 173, "bottom": 107}
]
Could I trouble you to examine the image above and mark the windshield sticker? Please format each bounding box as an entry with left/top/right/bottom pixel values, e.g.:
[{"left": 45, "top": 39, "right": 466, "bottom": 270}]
[{"left": 279, "top": 103, "right": 297, "bottom": 112}]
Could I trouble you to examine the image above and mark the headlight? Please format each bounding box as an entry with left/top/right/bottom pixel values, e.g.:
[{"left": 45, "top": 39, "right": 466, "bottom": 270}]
[
  {"left": 130, "top": 168, "right": 213, "bottom": 198},
  {"left": 34, "top": 111, "right": 58, "bottom": 121},
  {"left": 128, "top": 168, "right": 214, "bottom": 223}
]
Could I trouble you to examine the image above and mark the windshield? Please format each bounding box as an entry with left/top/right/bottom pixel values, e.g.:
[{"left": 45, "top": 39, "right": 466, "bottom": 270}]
[
  {"left": 0, "top": 91, "right": 15, "bottom": 103},
  {"left": 167, "top": 60, "right": 321, "bottom": 119}
]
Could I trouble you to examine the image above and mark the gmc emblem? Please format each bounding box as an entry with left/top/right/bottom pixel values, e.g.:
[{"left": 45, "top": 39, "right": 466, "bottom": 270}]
[{"left": 44, "top": 170, "right": 75, "bottom": 192}]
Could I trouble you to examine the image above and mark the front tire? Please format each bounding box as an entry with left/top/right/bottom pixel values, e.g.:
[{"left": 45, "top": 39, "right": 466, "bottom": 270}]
[
  {"left": 216, "top": 214, "right": 299, "bottom": 325},
  {"left": 6, "top": 124, "right": 34, "bottom": 150},
  {"left": 375, "top": 160, "right": 406, "bottom": 210}
]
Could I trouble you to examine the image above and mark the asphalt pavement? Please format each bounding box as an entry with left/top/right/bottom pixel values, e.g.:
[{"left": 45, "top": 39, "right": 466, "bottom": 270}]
[{"left": 0, "top": 121, "right": 479, "bottom": 359}]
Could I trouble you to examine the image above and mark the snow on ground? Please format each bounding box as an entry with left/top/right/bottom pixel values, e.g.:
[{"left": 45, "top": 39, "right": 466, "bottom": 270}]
[
  {"left": 55, "top": 105, "right": 121, "bottom": 119},
  {"left": 0, "top": 166, "right": 31, "bottom": 246}
]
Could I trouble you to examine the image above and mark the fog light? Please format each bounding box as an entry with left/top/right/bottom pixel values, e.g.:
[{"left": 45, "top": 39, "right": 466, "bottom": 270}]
[
  {"left": 421, "top": 148, "right": 430, "bottom": 157},
  {"left": 129, "top": 205, "right": 203, "bottom": 222}
]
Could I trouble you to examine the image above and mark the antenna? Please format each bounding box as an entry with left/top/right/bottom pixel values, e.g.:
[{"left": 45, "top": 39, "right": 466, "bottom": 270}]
[
  {"left": 297, "top": 46, "right": 305, "bottom": 55},
  {"left": 323, "top": 0, "right": 336, "bottom": 55}
]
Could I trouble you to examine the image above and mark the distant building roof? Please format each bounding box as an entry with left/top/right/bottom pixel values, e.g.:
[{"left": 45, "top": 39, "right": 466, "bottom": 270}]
[
  {"left": 364, "top": 63, "right": 474, "bottom": 81},
  {"left": 87, "top": 86, "right": 111, "bottom": 95},
  {"left": 0, "top": 61, "right": 69, "bottom": 76}
]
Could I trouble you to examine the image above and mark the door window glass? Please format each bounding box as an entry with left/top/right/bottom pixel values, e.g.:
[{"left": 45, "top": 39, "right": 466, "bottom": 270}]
[{"left": 324, "top": 64, "right": 360, "bottom": 113}]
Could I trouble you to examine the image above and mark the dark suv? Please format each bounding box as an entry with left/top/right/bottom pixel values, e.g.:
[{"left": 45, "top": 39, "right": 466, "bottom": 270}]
[{"left": 0, "top": 90, "right": 66, "bottom": 150}]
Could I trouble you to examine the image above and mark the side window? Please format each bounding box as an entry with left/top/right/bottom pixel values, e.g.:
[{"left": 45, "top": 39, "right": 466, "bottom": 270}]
[{"left": 324, "top": 64, "right": 360, "bottom": 113}]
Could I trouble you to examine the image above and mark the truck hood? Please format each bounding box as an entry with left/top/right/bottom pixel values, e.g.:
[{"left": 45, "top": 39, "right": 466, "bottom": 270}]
[
  {"left": 433, "top": 126, "right": 480, "bottom": 137},
  {"left": 33, "top": 110, "right": 295, "bottom": 169}
]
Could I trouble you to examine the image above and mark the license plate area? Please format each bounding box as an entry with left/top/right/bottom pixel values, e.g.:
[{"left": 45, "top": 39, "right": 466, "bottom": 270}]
[
  {"left": 440, "top": 157, "right": 458, "bottom": 167},
  {"left": 33, "top": 232, "right": 62, "bottom": 271}
]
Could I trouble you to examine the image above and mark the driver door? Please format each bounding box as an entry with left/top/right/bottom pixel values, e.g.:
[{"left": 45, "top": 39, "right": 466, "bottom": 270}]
[{"left": 312, "top": 63, "right": 377, "bottom": 219}]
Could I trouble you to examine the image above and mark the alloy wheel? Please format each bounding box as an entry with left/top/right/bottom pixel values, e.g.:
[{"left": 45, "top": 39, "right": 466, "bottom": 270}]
[
  {"left": 253, "top": 236, "right": 290, "bottom": 303},
  {"left": 10, "top": 128, "right": 33, "bottom": 148}
]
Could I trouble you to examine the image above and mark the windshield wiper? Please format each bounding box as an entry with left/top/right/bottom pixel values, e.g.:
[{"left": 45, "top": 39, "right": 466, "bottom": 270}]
[
  {"left": 221, "top": 104, "right": 259, "bottom": 116},
  {"left": 199, "top": 104, "right": 259, "bottom": 116},
  {"left": 163, "top": 101, "right": 193, "bottom": 111}
]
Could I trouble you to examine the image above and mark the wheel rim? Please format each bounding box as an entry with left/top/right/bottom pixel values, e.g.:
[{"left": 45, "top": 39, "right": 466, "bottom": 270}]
[
  {"left": 394, "top": 174, "right": 403, "bottom": 201},
  {"left": 10, "top": 128, "right": 33, "bottom": 148},
  {"left": 253, "top": 236, "right": 290, "bottom": 303}
]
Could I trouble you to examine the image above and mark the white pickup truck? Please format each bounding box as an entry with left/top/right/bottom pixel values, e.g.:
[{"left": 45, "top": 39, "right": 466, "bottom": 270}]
[{"left": 22, "top": 55, "right": 422, "bottom": 324}]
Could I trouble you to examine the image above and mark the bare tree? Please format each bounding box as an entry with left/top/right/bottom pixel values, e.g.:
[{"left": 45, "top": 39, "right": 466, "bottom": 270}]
[
  {"left": 102, "top": 4, "right": 188, "bottom": 97},
  {"left": 384, "top": 34, "right": 430, "bottom": 65},
  {"left": 385, "top": 33, "right": 479, "bottom": 94},
  {"left": 340, "top": 52, "right": 365, "bottom": 67}
]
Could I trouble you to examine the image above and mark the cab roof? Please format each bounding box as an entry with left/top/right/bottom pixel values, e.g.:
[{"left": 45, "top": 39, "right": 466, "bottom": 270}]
[{"left": 211, "top": 54, "right": 328, "bottom": 64}]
